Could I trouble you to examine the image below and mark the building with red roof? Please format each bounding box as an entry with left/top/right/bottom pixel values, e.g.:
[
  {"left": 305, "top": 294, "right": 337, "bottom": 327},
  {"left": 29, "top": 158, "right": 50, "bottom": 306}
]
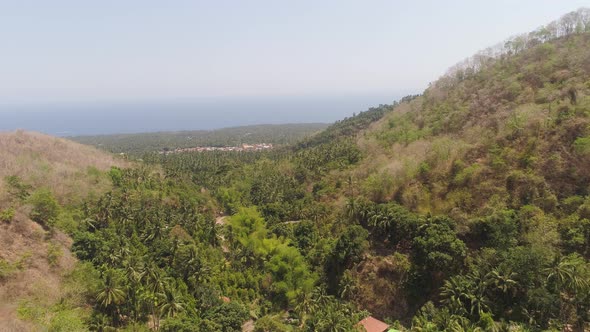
[{"left": 357, "top": 316, "right": 390, "bottom": 332}]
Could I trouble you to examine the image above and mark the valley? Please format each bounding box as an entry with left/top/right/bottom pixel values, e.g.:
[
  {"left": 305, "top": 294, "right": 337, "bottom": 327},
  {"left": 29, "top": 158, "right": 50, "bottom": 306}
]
[{"left": 1, "top": 7, "right": 590, "bottom": 332}]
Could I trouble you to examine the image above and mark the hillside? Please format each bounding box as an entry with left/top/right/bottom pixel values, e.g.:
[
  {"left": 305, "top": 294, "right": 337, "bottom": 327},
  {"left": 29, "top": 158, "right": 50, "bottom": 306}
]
[
  {"left": 296, "top": 95, "right": 419, "bottom": 150},
  {"left": 356, "top": 32, "right": 590, "bottom": 216},
  {"left": 0, "top": 130, "right": 129, "bottom": 205},
  {"left": 0, "top": 131, "right": 128, "bottom": 331},
  {"left": 337, "top": 12, "right": 590, "bottom": 328}
]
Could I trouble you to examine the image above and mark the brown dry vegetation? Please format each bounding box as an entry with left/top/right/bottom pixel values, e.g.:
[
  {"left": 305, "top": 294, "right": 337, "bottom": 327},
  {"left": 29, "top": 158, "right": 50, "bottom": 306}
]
[
  {"left": 0, "top": 130, "right": 128, "bottom": 206},
  {"left": 0, "top": 212, "right": 77, "bottom": 331},
  {"left": 0, "top": 130, "right": 128, "bottom": 330},
  {"left": 359, "top": 34, "right": 590, "bottom": 217},
  {"left": 349, "top": 253, "right": 411, "bottom": 319}
]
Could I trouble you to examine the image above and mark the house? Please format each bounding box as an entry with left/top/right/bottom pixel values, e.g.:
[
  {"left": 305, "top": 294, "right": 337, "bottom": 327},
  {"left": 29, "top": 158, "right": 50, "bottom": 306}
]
[{"left": 357, "top": 316, "right": 390, "bottom": 332}]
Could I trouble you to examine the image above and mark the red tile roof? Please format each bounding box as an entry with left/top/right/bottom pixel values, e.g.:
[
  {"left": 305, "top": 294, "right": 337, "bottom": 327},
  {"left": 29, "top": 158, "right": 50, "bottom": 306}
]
[{"left": 357, "top": 316, "right": 390, "bottom": 332}]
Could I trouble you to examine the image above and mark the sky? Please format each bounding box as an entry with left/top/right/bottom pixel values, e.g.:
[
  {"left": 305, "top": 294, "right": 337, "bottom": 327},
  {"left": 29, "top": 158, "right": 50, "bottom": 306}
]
[
  {"left": 0, "top": 0, "right": 587, "bottom": 105},
  {"left": 0, "top": 1, "right": 588, "bottom": 135}
]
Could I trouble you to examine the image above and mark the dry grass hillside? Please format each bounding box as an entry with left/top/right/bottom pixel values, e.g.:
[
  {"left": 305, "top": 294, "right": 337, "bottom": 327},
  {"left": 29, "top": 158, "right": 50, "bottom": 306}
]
[
  {"left": 0, "top": 130, "right": 128, "bottom": 205},
  {"left": 357, "top": 33, "right": 590, "bottom": 217},
  {"left": 0, "top": 130, "right": 128, "bottom": 331}
]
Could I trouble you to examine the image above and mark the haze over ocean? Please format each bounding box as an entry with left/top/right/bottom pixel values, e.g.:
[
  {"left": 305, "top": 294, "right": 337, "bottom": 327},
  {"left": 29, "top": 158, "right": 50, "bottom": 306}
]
[{"left": 0, "top": 93, "right": 406, "bottom": 136}]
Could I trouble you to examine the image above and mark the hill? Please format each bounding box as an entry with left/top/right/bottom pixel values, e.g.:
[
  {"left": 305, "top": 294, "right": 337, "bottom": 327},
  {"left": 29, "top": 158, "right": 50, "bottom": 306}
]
[
  {"left": 0, "top": 131, "right": 128, "bottom": 330},
  {"left": 356, "top": 31, "right": 590, "bottom": 215},
  {"left": 0, "top": 130, "right": 129, "bottom": 205},
  {"left": 337, "top": 9, "right": 590, "bottom": 327}
]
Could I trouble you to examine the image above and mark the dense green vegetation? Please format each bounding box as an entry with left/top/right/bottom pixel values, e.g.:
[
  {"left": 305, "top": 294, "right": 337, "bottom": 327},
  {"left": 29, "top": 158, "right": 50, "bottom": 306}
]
[
  {"left": 3, "top": 8, "right": 590, "bottom": 332},
  {"left": 295, "top": 99, "right": 417, "bottom": 149},
  {"left": 71, "top": 123, "right": 328, "bottom": 156}
]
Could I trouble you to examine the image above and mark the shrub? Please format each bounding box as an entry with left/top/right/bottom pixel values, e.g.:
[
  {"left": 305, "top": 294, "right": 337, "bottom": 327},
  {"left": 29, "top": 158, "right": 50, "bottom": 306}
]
[
  {"left": 363, "top": 171, "right": 394, "bottom": 203},
  {"left": 573, "top": 136, "right": 590, "bottom": 155},
  {"left": 48, "top": 309, "right": 85, "bottom": 332},
  {"left": 160, "top": 314, "right": 202, "bottom": 332},
  {"left": 453, "top": 163, "right": 482, "bottom": 187},
  {"left": 15, "top": 251, "right": 33, "bottom": 270},
  {"left": 72, "top": 230, "right": 107, "bottom": 262},
  {"left": 254, "top": 315, "right": 290, "bottom": 332},
  {"left": 54, "top": 210, "right": 79, "bottom": 235},
  {"left": 0, "top": 258, "right": 15, "bottom": 281},
  {"left": 561, "top": 196, "right": 585, "bottom": 215},
  {"left": 412, "top": 216, "right": 466, "bottom": 275},
  {"left": 0, "top": 207, "right": 15, "bottom": 223},
  {"left": 47, "top": 242, "right": 62, "bottom": 267},
  {"left": 28, "top": 189, "right": 60, "bottom": 229},
  {"left": 17, "top": 301, "right": 47, "bottom": 324},
  {"left": 577, "top": 197, "right": 590, "bottom": 220},
  {"left": 204, "top": 302, "right": 249, "bottom": 332},
  {"left": 505, "top": 171, "right": 547, "bottom": 208},
  {"left": 108, "top": 167, "right": 123, "bottom": 187},
  {"left": 471, "top": 209, "right": 519, "bottom": 250},
  {"left": 558, "top": 216, "right": 590, "bottom": 256},
  {"left": 4, "top": 175, "right": 32, "bottom": 201}
]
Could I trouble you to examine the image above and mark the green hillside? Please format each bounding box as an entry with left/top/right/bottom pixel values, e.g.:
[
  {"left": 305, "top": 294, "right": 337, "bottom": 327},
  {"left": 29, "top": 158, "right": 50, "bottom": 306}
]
[{"left": 72, "top": 123, "right": 328, "bottom": 156}]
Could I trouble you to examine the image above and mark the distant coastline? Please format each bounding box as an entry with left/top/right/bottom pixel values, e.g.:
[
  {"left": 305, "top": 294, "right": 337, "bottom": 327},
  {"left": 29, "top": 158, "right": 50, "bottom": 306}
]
[{"left": 0, "top": 93, "right": 407, "bottom": 136}]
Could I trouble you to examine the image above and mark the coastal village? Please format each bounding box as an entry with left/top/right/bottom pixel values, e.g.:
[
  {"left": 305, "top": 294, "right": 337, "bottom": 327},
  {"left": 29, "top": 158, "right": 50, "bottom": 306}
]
[{"left": 160, "top": 143, "right": 274, "bottom": 154}]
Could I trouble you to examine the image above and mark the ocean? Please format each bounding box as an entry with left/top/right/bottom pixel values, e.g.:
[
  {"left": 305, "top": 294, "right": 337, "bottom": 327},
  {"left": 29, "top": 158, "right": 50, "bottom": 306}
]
[{"left": 0, "top": 94, "right": 406, "bottom": 136}]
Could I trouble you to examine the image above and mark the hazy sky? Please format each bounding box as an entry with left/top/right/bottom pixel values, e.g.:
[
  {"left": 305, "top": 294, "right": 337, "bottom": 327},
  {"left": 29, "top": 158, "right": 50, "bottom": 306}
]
[{"left": 1, "top": 0, "right": 587, "bottom": 104}]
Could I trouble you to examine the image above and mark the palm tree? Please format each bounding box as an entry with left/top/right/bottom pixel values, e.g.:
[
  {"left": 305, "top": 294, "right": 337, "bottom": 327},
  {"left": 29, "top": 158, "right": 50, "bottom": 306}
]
[
  {"left": 97, "top": 269, "right": 126, "bottom": 307},
  {"left": 140, "top": 288, "right": 165, "bottom": 331},
  {"left": 467, "top": 290, "right": 490, "bottom": 318},
  {"left": 441, "top": 273, "right": 490, "bottom": 319},
  {"left": 159, "top": 287, "right": 185, "bottom": 318},
  {"left": 295, "top": 291, "right": 313, "bottom": 328},
  {"left": 544, "top": 254, "right": 588, "bottom": 294},
  {"left": 123, "top": 256, "right": 145, "bottom": 322},
  {"left": 144, "top": 264, "right": 168, "bottom": 295},
  {"left": 96, "top": 269, "right": 126, "bottom": 327},
  {"left": 483, "top": 267, "right": 519, "bottom": 317},
  {"left": 485, "top": 268, "right": 518, "bottom": 295},
  {"left": 467, "top": 270, "right": 491, "bottom": 318},
  {"left": 440, "top": 276, "right": 471, "bottom": 315},
  {"left": 544, "top": 254, "right": 590, "bottom": 327}
]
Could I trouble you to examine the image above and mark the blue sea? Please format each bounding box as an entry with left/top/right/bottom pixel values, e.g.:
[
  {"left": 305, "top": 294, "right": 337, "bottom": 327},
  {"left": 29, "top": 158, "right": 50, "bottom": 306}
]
[{"left": 0, "top": 93, "right": 407, "bottom": 136}]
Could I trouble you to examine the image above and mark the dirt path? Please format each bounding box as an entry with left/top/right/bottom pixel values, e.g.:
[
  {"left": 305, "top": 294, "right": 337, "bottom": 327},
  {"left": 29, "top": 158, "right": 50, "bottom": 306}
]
[
  {"left": 242, "top": 319, "right": 254, "bottom": 332},
  {"left": 215, "top": 215, "right": 230, "bottom": 253},
  {"left": 215, "top": 216, "right": 227, "bottom": 226}
]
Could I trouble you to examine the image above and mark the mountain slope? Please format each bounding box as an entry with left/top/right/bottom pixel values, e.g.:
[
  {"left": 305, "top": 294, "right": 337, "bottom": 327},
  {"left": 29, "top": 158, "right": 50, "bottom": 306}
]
[
  {"left": 358, "top": 31, "right": 590, "bottom": 216},
  {"left": 335, "top": 13, "right": 590, "bottom": 326},
  {"left": 0, "top": 130, "right": 129, "bottom": 205}
]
